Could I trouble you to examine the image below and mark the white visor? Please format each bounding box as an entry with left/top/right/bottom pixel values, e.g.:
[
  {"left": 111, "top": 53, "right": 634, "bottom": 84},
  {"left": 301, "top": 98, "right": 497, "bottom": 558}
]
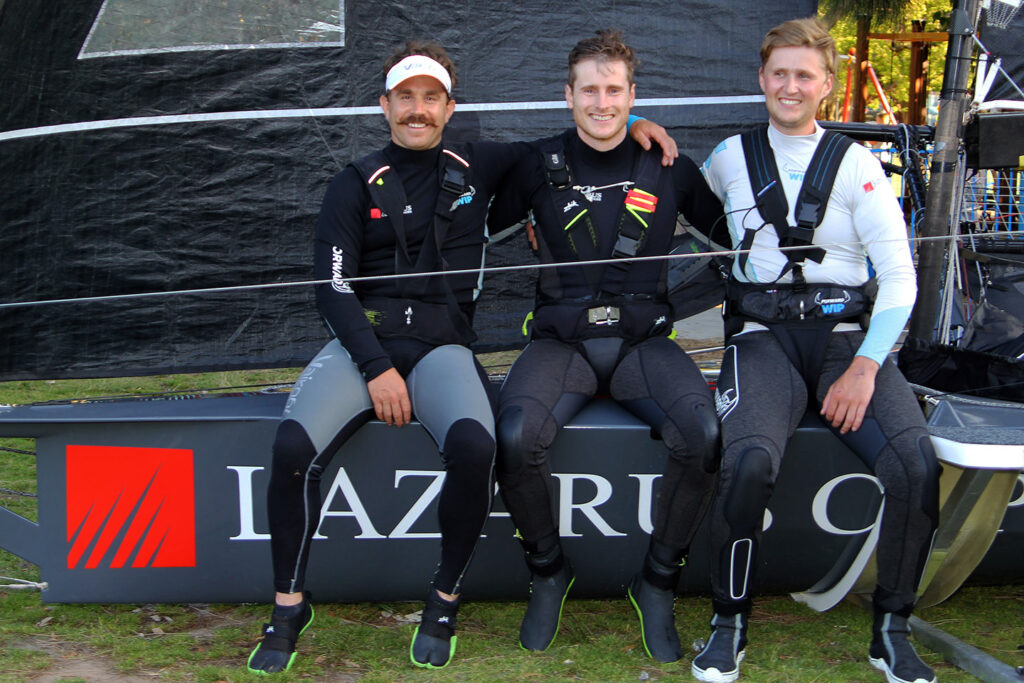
[{"left": 384, "top": 55, "right": 453, "bottom": 95}]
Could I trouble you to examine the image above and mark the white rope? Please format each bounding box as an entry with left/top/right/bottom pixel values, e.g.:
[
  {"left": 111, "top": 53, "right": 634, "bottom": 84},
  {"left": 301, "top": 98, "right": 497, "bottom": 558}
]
[
  {"left": 1, "top": 229, "right": 1021, "bottom": 311},
  {"left": 0, "top": 577, "right": 48, "bottom": 591}
]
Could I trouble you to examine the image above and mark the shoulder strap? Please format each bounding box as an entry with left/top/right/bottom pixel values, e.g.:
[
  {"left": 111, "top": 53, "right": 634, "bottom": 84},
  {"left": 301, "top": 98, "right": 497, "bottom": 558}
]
[
  {"left": 350, "top": 148, "right": 475, "bottom": 342},
  {"left": 601, "top": 145, "right": 664, "bottom": 297},
  {"left": 740, "top": 126, "right": 854, "bottom": 285},
  {"left": 538, "top": 137, "right": 604, "bottom": 294},
  {"left": 430, "top": 146, "right": 476, "bottom": 342},
  {"left": 352, "top": 151, "right": 414, "bottom": 284},
  {"left": 432, "top": 147, "right": 470, "bottom": 262}
]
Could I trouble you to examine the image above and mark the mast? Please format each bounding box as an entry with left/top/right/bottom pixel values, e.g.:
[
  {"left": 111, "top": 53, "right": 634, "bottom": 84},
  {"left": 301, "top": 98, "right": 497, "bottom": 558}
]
[{"left": 907, "top": 0, "right": 982, "bottom": 340}]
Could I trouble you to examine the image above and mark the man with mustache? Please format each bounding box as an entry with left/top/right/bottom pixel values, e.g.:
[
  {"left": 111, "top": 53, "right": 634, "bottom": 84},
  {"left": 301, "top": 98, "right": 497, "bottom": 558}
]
[
  {"left": 488, "top": 29, "right": 724, "bottom": 663},
  {"left": 246, "top": 39, "right": 677, "bottom": 673}
]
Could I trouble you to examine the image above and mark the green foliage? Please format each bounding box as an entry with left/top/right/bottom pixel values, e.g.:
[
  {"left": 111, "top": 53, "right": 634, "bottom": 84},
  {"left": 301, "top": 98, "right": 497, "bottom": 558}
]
[{"left": 821, "top": 0, "right": 953, "bottom": 122}]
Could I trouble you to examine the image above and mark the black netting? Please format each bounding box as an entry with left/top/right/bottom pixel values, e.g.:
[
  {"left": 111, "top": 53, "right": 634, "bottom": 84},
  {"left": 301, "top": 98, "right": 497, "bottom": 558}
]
[{"left": 0, "top": 0, "right": 814, "bottom": 378}]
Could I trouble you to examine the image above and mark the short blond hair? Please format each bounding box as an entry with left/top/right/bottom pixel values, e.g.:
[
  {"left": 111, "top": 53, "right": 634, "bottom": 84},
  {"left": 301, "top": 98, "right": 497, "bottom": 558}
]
[{"left": 760, "top": 17, "right": 838, "bottom": 76}]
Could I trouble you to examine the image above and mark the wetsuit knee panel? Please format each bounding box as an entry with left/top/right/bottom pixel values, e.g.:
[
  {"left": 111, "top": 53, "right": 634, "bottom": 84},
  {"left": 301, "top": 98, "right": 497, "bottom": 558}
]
[
  {"left": 441, "top": 417, "right": 496, "bottom": 471},
  {"left": 874, "top": 429, "right": 941, "bottom": 505},
  {"left": 723, "top": 445, "right": 775, "bottom": 525},
  {"left": 270, "top": 419, "right": 318, "bottom": 482},
  {"left": 496, "top": 406, "right": 527, "bottom": 476},
  {"left": 664, "top": 403, "right": 720, "bottom": 471}
]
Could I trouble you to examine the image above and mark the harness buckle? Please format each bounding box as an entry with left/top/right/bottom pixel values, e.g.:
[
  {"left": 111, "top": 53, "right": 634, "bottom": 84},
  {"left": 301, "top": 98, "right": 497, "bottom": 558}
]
[
  {"left": 441, "top": 167, "right": 464, "bottom": 195},
  {"left": 613, "top": 234, "right": 640, "bottom": 258},
  {"left": 587, "top": 305, "right": 621, "bottom": 325}
]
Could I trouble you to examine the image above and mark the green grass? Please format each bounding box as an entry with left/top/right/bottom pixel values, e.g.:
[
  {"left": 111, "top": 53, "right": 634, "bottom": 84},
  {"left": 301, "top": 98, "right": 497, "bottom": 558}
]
[{"left": 0, "top": 371, "right": 1021, "bottom": 681}]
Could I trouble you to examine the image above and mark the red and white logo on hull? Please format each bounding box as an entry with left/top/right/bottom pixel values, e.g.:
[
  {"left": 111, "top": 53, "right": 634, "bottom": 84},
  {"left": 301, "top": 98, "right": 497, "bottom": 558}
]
[{"left": 66, "top": 445, "right": 196, "bottom": 569}]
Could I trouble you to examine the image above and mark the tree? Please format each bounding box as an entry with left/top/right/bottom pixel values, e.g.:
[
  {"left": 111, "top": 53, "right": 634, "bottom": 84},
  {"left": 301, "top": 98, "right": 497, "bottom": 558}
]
[{"left": 820, "top": 0, "right": 951, "bottom": 123}]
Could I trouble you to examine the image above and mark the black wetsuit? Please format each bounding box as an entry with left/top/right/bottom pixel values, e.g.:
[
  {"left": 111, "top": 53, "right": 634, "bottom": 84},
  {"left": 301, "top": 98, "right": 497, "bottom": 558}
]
[
  {"left": 269, "top": 140, "right": 527, "bottom": 596},
  {"left": 489, "top": 130, "right": 725, "bottom": 568}
]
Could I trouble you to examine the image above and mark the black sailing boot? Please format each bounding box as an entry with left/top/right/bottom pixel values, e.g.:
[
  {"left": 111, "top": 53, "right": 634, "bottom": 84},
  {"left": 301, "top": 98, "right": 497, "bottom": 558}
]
[
  {"left": 519, "top": 546, "right": 574, "bottom": 651},
  {"left": 627, "top": 541, "right": 684, "bottom": 662},
  {"left": 247, "top": 592, "right": 315, "bottom": 675},
  {"left": 868, "top": 611, "right": 937, "bottom": 683},
  {"left": 691, "top": 611, "right": 748, "bottom": 682},
  {"left": 410, "top": 589, "right": 459, "bottom": 669}
]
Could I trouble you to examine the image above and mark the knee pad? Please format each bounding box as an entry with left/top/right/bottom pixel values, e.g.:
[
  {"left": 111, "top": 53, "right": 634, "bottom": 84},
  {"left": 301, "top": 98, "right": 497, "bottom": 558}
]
[
  {"left": 441, "top": 418, "right": 496, "bottom": 472},
  {"left": 664, "top": 403, "right": 720, "bottom": 473},
  {"left": 270, "top": 419, "right": 318, "bottom": 483},
  {"left": 723, "top": 445, "right": 775, "bottom": 528},
  {"left": 875, "top": 429, "right": 941, "bottom": 509},
  {"left": 496, "top": 406, "right": 527, "bottom": 477}
]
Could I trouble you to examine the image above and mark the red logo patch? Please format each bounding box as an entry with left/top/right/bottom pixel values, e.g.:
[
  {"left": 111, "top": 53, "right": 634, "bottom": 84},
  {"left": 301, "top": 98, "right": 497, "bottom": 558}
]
[
  {"left": 370, "top": 207, "right": 382, "bottom": 219},
  {"left": 66, "top": 445, "right": 196, "bottom": 569},
  {"left": 863, "top": 181, "right": 875, "bottom": 193}
]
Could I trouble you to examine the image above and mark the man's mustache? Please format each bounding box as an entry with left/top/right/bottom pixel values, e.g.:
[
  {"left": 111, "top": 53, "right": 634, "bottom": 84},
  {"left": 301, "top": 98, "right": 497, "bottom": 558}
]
[{"left": 398, "top": 114, "right": 436, "bottom": 126}]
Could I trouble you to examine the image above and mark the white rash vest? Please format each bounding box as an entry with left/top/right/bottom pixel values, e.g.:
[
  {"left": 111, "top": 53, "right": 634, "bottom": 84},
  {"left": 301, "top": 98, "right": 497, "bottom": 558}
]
[{"left": 702, "top": 122, "right": 916, "bottom": 366}]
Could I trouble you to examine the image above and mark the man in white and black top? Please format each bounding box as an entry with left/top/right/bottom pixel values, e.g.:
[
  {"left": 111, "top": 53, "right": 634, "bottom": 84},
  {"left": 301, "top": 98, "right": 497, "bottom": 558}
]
[{"left": 693, "top": 17, "right": 940, "bottom": 683}]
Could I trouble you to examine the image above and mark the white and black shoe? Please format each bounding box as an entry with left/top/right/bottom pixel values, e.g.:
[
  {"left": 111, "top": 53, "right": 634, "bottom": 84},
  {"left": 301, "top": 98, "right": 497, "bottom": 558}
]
[
  {"left": 692, "top": 612, "right": 747, "bottom": 683},
  {"left": 868, "top": 613, "right": 937, "bottom": 683}
]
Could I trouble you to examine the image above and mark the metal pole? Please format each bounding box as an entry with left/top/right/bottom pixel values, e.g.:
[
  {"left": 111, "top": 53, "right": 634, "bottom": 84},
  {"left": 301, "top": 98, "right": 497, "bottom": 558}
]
[{"left": 907, "top": 0, "right": 981, "bottom": 340}]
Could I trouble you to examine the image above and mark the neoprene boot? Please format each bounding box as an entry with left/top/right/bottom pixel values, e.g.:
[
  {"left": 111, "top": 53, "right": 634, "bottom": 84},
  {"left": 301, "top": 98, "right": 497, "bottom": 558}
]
[
  {"left": 691, "top": 611, "right": 747, "bottom": 683},
  {"left": 410, "top": 589, "right": 459, "bottom": 669},
  {"left": 519, "top": 557, "right": 574, "bottom": 651},
  {"left": 247, "top": 593, "right": 315, "bottom": 675},
  {"left": 868, "top": 612, "right": 937, "bottom": 683},
  {"left": 627, "top": 542, "right": 684, "bottom": 662}
]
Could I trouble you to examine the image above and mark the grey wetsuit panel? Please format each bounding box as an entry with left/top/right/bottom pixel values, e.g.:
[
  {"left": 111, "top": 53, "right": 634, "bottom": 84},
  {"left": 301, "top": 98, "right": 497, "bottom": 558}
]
[
  {"left": 406, "top": 344, "right": 496, "bottom": 448},
  {"left": 281, "top": 339, "right": 373, "bottom": 454}
]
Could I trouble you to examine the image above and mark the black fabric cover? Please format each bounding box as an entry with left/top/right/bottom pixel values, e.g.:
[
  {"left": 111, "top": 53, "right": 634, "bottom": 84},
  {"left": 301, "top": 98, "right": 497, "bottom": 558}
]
[
  {"left": 898, "top": 336, "right": 1024, "bottom": 402},
  {"left": 0, "top": 0, "right": 814, "bottom": 379},
  {"left": 981, "top": 6, "right": 1024, "bottom": 103}
]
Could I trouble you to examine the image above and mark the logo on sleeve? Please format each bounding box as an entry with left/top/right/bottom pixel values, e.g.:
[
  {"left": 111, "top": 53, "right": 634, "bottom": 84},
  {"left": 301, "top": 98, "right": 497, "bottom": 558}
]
[{"left": 863, "top": 181, "right": 875, "bottom": 193}]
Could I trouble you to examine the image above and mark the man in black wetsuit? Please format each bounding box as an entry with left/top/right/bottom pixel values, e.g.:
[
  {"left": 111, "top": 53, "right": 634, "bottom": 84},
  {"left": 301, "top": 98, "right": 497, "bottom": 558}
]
[
  {"left": 246, "top": 39, "right": 679, "bottom": 674},
  {"left": 488, "top": 30, "right": 724, "bottom": 663}
]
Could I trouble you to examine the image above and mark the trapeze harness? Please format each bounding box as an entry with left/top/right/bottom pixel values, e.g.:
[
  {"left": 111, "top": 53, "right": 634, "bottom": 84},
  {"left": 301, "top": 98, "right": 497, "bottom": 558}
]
[
  {"left": 526, "top": 139, "right": 674, "bottom": 345},
  {"left": 350, "top": 148, "right": 477, "bottom": 347},
  {"left": 724, "top": 126, "right": 876, "bottom": 388}
]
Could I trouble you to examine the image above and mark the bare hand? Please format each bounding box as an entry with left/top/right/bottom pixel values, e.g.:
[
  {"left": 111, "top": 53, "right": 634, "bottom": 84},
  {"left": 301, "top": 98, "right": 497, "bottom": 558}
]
[
  {"left": 367, "top": 368, "right": 412, "bottom": 427},
  {"left": 820, "top": 355, "right": 879, "bottom": 434},
  {"left": 525, "top": 221, "right": 539, "bottom": 252},
  {"left": 630, "top": 119, "right": 679, "bottom": 166}
]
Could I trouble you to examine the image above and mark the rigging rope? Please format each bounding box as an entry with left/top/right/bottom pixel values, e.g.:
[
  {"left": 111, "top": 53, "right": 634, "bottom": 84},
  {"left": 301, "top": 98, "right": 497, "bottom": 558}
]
[{"left": 1, "top": 228, "right": 1022, "bottom": 311}]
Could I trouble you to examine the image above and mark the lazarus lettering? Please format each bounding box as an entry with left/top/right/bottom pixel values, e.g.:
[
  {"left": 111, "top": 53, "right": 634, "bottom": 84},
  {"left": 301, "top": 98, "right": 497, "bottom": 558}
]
[{"left": 331, "top": 246, "right": 352, "bottom": 293}]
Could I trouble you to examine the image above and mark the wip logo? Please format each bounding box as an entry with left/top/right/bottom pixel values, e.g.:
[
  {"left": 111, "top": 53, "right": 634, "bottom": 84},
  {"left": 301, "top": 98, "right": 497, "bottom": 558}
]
[{"left": 66, "top": 445, "right": 196, "bottom": 569}]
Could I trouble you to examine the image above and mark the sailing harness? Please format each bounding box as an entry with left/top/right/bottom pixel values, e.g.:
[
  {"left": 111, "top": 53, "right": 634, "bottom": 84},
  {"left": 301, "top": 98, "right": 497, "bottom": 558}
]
[
  {"left": 350, "top": 147, "right": 477, "bottom": 346},
  {"left": 725, "top": 126, "right": 877, "bottom": 389},
  {"left": 528, "top": 138, "right": 673, "bottom": 344}
]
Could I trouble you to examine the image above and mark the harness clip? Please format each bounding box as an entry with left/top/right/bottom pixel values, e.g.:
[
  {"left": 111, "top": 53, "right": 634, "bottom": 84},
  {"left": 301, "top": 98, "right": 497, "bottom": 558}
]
[{"left": 587, "top": 305, "right": 621, "bottom": 325}]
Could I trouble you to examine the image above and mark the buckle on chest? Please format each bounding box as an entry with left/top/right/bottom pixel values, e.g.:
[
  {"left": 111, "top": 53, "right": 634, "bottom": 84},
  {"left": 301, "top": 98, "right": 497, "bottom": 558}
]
[{"left": 587, "top": 305, "right": 621, "bottom": 325}]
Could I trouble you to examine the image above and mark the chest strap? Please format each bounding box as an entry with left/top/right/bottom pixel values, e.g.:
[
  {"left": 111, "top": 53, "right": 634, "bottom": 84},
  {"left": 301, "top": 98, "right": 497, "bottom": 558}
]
[
  {"left": 740, "top": 126, "right": 854, "bottom": 287},
  {"left": 351, "top": 147, "right": 475, "bottom": 342},
  {"left": 539, "top": 138, "right": 664, "bottom": 298}
]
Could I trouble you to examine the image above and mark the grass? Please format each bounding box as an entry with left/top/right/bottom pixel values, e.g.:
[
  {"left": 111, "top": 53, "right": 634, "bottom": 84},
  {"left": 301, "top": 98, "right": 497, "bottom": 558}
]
[{"left": 0, "top": 368, "right": 1021, "bottom": 681}]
